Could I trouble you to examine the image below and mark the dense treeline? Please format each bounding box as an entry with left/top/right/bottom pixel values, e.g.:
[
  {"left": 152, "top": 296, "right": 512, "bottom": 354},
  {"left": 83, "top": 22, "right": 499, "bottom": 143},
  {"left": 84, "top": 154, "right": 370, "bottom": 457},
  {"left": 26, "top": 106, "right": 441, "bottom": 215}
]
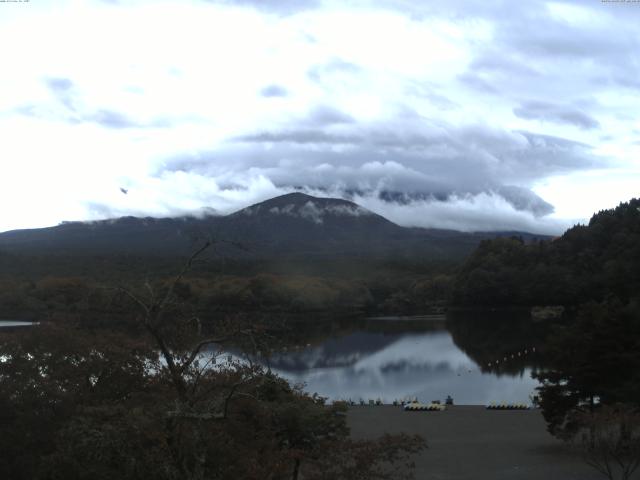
[
  {"left": 0, "top": 268, "right": 454, "bottom": 321},
  {"left": 453, "top": 198, "right": 640, "bottom": 307}
]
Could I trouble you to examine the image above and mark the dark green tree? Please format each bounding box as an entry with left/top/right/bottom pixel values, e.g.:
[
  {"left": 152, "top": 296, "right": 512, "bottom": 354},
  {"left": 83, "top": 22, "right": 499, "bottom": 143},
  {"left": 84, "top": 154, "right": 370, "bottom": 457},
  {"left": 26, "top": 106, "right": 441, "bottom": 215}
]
[{"left": 535, "top": 298, "right": 640, "bottom": 439}]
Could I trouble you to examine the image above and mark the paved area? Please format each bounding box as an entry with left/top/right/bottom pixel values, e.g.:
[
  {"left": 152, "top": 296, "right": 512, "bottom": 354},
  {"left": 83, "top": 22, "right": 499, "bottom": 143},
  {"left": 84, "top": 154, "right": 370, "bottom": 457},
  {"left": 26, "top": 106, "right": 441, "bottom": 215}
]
[{"left": 347, "top": 405, "right": 617, "bottom": 480}]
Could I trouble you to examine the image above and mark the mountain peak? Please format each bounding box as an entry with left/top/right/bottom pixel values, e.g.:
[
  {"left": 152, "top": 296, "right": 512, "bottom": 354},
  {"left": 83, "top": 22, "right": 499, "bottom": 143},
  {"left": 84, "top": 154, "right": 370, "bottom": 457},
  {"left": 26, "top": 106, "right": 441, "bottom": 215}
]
[{"left": 231, "top": 192, "right": 382, "bottom": 225}]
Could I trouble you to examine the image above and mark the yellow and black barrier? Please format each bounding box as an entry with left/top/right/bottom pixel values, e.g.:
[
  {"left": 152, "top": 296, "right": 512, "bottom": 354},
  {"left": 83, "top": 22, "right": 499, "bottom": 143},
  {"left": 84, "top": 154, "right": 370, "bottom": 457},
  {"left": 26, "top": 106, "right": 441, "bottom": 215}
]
[
  {"left": 403, "top": 403, "right": 446, "bottom": 411},
  {"left": 486, "top": 403, "right": 530, "bottom": 410}
]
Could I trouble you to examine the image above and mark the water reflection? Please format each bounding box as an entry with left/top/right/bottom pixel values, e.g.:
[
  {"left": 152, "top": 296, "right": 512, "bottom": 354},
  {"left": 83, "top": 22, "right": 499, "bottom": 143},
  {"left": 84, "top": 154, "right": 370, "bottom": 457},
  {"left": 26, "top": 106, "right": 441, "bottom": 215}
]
[
  {"left": 261, "top": 315, "right": 542, "bottom": 405},
  {"left": 0, "top": 321, "right": 35, "bottom": 328}
]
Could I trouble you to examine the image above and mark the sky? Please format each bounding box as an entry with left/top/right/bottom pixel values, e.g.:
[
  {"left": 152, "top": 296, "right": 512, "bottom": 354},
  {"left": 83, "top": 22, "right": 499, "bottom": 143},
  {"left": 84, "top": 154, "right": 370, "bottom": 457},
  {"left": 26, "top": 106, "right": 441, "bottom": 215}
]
[{"left": 1, "top": 0, "right": 639, "bottom": 234}]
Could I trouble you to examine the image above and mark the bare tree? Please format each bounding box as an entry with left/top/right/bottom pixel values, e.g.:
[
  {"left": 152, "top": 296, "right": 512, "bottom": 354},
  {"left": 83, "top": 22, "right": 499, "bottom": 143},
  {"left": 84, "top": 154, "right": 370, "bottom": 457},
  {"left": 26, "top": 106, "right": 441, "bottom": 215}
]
[
  {"left": 574, "top": 404, "right": 640, "bottom": 480},
  {"left": 115, "top": 241, "right": 263, "bottom": 480}
]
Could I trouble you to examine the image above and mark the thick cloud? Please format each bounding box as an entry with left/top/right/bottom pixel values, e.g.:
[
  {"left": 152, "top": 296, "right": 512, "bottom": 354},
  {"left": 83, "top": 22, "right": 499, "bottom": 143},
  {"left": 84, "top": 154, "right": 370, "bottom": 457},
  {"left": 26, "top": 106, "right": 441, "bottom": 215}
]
[
  {"left": 223, "top": 115, "right": 600, "bottom": 188},
  {"left": 352, "top": 192, "right": 566, "bottom": 234},
  {"left": 160, "top": 106, "right": 600, "bottom": 231},
  {"left": 513, "top": 101, "right": 600, "bottom": 130}
]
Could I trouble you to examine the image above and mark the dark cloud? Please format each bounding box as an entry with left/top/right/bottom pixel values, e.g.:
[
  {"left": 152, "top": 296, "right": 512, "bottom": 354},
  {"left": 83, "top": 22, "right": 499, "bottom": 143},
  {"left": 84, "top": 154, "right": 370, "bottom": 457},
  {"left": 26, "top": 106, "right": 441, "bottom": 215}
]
[
  {"left": 495, "top": 185, "right": 554, "bottom": 217},
  {"left": 260, "top": 84, "right": 288, "bottom": 97},
  {"left": 89, "top": 109, "right": 138, "bottom": 129},
  {"left": 513, "top": 101, "right": 600, "bottom": 130},
  {"left": 340, "top": 187, "right": 553, "bottom": 218},
  {"left": 232, "top": 123, "right": 597, "bottom": 182}
]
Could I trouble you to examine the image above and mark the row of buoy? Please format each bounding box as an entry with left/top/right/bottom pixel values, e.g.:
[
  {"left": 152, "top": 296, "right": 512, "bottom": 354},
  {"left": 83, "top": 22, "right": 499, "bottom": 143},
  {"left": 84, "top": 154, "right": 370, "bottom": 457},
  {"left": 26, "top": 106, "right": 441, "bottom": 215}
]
[
  {"left": 486, "top": 403, "right": 530, "bottom": 410},
  {"left": 485, "top": 347, "right": 536, "bottom": 369},
  {"left": 445, "top": 346, "right": 539, "bottom": 379},
  {"left": 343, "top": 398, "right": 433, "bottom": 406},
  {"left": 404, "top": 403, "right": 446, "bottom": 411}
]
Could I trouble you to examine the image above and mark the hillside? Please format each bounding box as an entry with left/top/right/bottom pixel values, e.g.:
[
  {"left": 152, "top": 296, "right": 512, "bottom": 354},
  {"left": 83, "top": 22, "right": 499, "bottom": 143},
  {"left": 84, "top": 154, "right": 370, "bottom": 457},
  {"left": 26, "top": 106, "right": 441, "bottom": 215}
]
[
  {"left": 452, "top": 197, "right": 640, "bottom": 306},
  {"left": 0, "top": 192, "right": 549, "bottom": 261}
]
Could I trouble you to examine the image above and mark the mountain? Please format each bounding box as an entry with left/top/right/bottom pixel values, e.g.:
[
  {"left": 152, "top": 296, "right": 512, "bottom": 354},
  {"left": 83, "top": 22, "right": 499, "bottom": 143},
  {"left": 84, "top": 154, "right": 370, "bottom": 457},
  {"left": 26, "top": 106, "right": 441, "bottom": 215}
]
[
  {"left": 0, "top": 192, "right": 549, "bottom": 260},
  {"left": 220, "top": 192, "right": 406, "bottom": 254}
]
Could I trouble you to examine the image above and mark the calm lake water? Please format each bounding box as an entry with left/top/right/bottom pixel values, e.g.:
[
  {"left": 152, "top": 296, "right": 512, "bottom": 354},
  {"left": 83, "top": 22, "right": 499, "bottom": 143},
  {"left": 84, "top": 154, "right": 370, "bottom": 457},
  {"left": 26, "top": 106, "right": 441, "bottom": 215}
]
[
  {"left": 254, "top": 314, "right": 543, "bottom": 405},
  {"left": 1, "top": 315, "right": 543, "bottom": 405},
  {"left": 0, "top": 320, "right": 36, "bottom": 328}
]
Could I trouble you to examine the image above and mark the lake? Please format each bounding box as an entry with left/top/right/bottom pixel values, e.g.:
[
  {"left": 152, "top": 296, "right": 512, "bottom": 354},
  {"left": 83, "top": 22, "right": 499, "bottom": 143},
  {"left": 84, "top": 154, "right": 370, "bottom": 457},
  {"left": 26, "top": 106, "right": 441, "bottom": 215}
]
[
  {"left": 251, "top": 313, "right": 544, "bottom": 405},
  {"left": 1, "top": 314, "right": 543, "bottom": 405}
]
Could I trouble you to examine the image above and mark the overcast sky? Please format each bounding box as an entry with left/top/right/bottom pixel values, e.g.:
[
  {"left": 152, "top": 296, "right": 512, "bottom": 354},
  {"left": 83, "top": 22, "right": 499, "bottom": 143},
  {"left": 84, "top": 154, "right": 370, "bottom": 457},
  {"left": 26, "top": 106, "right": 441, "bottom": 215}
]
[{"left": 1, "top": 0, "right": 639, "bottom": 234}]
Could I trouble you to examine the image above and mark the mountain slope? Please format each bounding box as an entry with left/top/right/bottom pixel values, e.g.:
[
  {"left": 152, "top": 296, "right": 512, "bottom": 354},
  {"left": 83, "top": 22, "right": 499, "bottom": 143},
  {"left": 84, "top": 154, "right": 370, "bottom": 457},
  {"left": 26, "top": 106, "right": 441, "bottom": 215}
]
[
  {"left": 452, "top": 197, "right": 640, "bottom": 306},
  {"left": 0, "top": 193, "right": 549, "bottom": 259}
]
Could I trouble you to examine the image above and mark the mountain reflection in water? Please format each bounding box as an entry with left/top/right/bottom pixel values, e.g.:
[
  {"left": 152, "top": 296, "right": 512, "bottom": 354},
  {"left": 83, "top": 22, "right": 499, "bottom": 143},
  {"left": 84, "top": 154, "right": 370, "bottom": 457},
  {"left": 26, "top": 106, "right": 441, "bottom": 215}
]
[{"left": 260, "top": 317, "right": 541, "bottom": 405}]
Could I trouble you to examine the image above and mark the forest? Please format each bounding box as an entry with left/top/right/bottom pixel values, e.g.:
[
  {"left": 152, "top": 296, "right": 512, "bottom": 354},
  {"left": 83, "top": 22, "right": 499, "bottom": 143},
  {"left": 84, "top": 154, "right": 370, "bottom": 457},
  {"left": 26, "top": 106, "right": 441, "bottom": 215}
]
[
  {"left": 453, "top": 198, "right": 640, "bottom": 472},
  {"left": 453, "top": 198, "right": 640, "bottom": 308}
]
